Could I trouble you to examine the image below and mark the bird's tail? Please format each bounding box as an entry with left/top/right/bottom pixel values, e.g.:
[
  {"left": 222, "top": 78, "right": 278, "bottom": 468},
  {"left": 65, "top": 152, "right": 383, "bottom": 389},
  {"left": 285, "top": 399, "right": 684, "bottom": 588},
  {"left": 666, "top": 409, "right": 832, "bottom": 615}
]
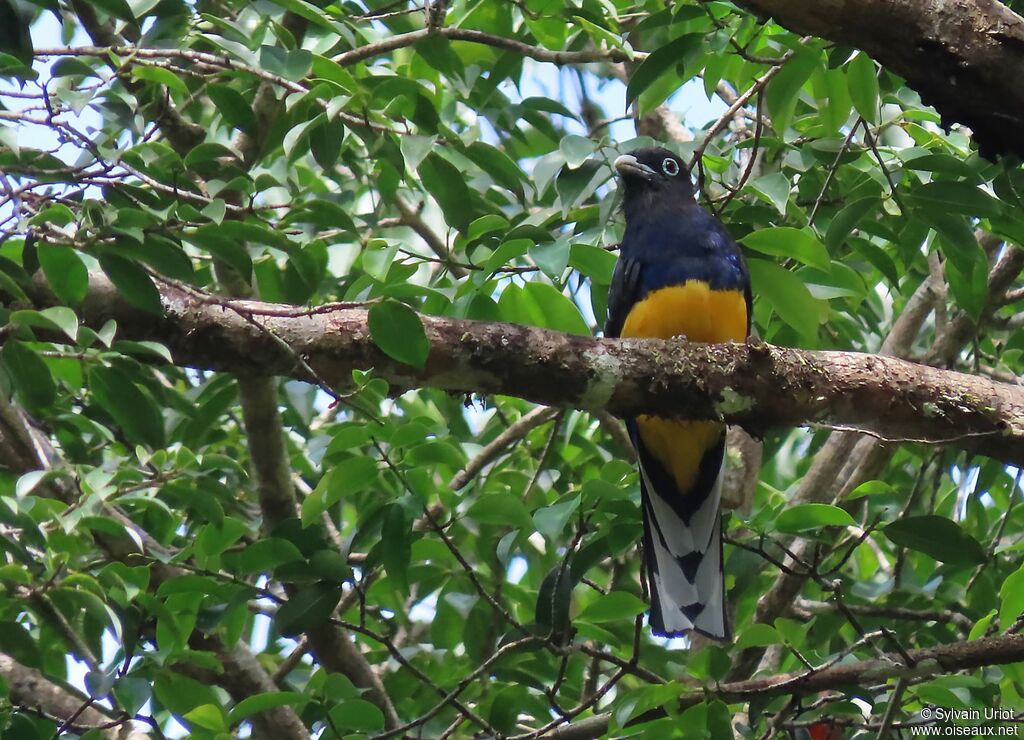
[{"left": 635, "top": 432, "right": 729, "bottom": 640}]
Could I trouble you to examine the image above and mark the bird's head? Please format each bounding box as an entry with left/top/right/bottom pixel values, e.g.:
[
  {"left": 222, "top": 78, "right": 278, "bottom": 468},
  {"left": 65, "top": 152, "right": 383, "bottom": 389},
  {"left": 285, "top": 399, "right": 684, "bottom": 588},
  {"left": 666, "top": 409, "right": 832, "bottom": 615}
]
[{"left": 613, "top": 146, "right": 695, "bottom": 214}]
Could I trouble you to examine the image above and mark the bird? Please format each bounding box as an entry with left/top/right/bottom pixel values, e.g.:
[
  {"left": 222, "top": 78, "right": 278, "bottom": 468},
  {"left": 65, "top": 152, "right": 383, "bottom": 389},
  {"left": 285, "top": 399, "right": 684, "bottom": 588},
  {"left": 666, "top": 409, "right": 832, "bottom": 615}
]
[{"left": 605, "top": 146, "right": 751, "bottom": 640}]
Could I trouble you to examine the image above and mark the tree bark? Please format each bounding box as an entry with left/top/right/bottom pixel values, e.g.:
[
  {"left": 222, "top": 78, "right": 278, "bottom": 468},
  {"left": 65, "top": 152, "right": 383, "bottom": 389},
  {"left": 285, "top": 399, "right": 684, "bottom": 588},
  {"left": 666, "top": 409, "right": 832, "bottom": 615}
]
[
  {"left": 730, "top": 0, "right": 1024, "bottom": 158},
  {"left": 27, "top": 274, "right": 1024, "bottom": 466},
  {"left": 547, "top": 632, "right": 1024, "bottom": 739}
]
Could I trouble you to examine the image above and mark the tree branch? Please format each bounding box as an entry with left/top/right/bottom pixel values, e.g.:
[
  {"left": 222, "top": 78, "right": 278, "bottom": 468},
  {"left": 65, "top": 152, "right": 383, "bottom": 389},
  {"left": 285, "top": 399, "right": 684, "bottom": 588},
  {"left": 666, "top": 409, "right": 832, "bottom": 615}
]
[
  {"left": 449, "top": 406, "right": 560, "bottom": 490},
  {"left": 729, "top": 0, "right": 1024, "bottom": 158},
  {"left": 214, "top": 20, "right": 401, "bottom": 717},
  {"left": 30, "top": 273, "right": 1024, "bottom": 466},
  {"left": 332, "top": 27, "right": 640, "bottom": 67},
  {"left": 0, "top": 654, "right": 129, "bottom": 739},
  {"left": 539, "top": 632, "right": 1024, "bottom": 740},
  {"left": 792, "top": 598, "right": 973, "bottom": 632}
]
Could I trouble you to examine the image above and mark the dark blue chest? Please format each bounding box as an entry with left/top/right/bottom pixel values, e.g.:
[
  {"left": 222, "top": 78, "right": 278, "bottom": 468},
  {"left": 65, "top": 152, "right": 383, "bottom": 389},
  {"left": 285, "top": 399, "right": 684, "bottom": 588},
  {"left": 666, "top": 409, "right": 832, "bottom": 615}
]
[{"left": 621, "top": 204, "right": 748, "bottom": 297}]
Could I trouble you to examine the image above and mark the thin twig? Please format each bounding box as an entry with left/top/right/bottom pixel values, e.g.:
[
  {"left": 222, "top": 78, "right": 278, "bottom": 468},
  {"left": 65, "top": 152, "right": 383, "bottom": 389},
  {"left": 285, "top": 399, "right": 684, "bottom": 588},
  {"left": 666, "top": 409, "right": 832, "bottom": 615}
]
[
  {"left": 808, "top": 117, "right": 863, "bottom": 224},
  {"left": 689, "top": 47, "right": 801, "bottom": 172}
]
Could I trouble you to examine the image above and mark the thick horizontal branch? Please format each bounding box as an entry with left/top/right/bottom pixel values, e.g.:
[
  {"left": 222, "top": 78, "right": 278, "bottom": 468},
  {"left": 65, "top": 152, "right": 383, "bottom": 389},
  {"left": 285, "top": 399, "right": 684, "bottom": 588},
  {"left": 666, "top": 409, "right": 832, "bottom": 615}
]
[
  {"left": 0, "top": 654, "right": 124, "bottom": 737},
  {"left": 29, "top": 275, "right": 1024, "bottom": 465},
  {"left": 730, "top": 0, "right": 1024, "bottom": 158},
  {"left": 545, "top": 632, "right": 1024, "bottom": 739}
]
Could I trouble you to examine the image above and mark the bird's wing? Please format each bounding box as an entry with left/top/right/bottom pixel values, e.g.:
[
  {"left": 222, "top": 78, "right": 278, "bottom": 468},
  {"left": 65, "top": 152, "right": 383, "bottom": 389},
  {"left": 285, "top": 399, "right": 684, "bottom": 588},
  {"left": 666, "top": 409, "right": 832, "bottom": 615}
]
[{"left": 604, "top": 253, "right": 641, "bottom": 339}]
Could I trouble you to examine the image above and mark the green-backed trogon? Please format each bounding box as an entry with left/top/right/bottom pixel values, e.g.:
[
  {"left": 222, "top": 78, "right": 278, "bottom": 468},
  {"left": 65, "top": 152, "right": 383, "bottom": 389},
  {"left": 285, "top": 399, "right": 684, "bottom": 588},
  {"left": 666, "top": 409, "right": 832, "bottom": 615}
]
[{"left": 606, "top": 146, "right": 751, "bottom": 639}]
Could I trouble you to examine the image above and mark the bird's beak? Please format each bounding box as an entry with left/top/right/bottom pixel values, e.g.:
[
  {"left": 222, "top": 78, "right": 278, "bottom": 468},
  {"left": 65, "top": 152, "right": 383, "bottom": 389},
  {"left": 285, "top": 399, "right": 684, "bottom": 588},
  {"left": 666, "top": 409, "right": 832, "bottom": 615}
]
[{"left": 613, "top": 154, "right": 656, "bottom": 181}]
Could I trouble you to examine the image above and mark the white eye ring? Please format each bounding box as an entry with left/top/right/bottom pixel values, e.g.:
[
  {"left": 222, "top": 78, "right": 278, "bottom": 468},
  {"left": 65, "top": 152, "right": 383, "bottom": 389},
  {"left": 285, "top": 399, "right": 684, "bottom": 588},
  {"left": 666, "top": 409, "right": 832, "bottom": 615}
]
[{"left": 662, "top": 158, "right": 680, "bottom": 176}]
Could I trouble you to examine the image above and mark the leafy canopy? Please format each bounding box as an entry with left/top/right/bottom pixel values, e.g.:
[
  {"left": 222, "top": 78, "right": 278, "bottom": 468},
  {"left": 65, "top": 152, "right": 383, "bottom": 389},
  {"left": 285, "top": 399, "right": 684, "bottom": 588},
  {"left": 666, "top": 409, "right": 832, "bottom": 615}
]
[{"left": 0, "top": 0, "right": 1022, "bottom": 738}]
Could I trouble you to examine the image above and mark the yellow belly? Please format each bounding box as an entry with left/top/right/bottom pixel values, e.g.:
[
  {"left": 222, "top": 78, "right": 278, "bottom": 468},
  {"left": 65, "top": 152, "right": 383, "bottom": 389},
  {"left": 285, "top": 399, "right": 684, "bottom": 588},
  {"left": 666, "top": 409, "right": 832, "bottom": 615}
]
[
  {"left": 620, "top": 281, "right": 747, "bottom": 342},
  {"left": 622, "top": 281, "right": 747, "bottom": 492}
]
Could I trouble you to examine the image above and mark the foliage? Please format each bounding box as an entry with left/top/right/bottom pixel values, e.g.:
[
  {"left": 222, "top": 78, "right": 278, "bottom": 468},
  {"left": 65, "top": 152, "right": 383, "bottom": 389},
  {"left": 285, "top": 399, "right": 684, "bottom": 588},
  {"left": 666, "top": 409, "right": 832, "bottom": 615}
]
[{"left": 0, "top": 0, "right": 1022, "bottom": 738}]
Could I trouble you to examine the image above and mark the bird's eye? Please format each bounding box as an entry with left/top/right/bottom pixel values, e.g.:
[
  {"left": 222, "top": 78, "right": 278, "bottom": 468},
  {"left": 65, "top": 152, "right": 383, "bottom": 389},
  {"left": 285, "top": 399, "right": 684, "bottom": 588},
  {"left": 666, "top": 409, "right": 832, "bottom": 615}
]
[{"left": 662, "top": 158, "right": 679, "bottom": 176}]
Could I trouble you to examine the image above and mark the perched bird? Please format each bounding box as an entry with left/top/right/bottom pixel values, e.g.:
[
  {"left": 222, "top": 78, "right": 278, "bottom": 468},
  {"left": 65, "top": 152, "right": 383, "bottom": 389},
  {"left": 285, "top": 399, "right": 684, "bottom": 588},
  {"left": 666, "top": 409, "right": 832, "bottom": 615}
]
[{"left": 606, "top": 146, "right": 751, "bottom": 640}]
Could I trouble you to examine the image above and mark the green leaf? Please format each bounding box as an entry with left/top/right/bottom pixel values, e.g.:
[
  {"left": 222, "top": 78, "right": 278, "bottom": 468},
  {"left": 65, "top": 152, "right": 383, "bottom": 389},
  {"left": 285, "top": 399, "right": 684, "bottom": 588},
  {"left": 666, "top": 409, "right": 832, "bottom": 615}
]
[
  {"left": 307, "top": 549, "right": 350, "bottom": 581},
  {"left": 750, "top": 173, "right": 791, "bottom": 216},
  {"left": 230, "top": 692, "right": 307, "bottom": 722},
  {"left": 825, "top": 196, "right": 878, "bottom": 251},
  {"left": 775, "top": 503, "right": 858, "bottom": 534},
  {"left": 132, "top": 66, "right": 188, "bottom": 95},
  {"left": 614, "top": 682, "right": 690, "bottom": 727},
  {"left": 523, "top": 282, "right": 591, "bottom": 336},
  {"left": 186, "top": 226, "right": 253, "bottom": 277},
  {"left": 911, "top": 181, "right": 1003, "bottom": 218},
  {"left": 735, "top": 623, "right": 781, "bottom": 649},
  {"left": 468, "top": 214, "right": 510, "bottom": 241},
  {"left": 1000, "top": 566, "right": 1024, "bottom": 630},
  {"left": 153, "top": 673, "right": 221, "bottom": 721},
  {"left": 267, "top": 0, "right": 340, "bottom": 34},
  {"left": 849, "top": 237, "right": 900, "bottom": 286},
  {"left": 113, "top": 676, "right": 151, "bottom": 716},
  {"left": 919, "top": 210, "right": 983, "bottom": 277},
  {"left": 487, "top": 684, "right": 532, "bottom": 734},
  {"left": 39, "top": 246, "right": 88, "bottom": 305},
  {"left": 301, "top": 457, "right": 379, "bottom": 527},
  {"left": 625, "top": 34, "right": 701, "bottom": 107},
  {"left": 578, "top": 591, "right": 647, "bottom": 623},
  {"left": 311, "top": 53, "right": 359, "bottom": 92},
  {"left": 90, "top": 0, "right": 136, "bottom": 23},
  {"left": 183, "top": 703, "right": 227, "bottom": 732},
  {"left": 904, "top": 153, "right": 975, "bottom": 178},
  {"left": 207, "top": 84, "right": 256, "bottom": 134},
  {"left": 9, "top": 307, "right": 78, "bottom": 340},
  {"left": 530, "top": 239, "right": 570, "bottom": 279},
  {"left": 0, "top": 620, "right": 40, "bottom": 667},
  {"left": 766, "top": 48, "right": 818, "bottom": 132},
  {"left": 846, "top": 480, "right": 895, "bottom": 500},
  {"left": 533, "top": 495, "right": 580, "bottom": 540},
  {"left": 400, "top": 135, "right": 434, "bottom": 172},
  {"left": 573, "top": 16, "right": 632, "bottom": 58},
  {"left": 368, "top": 299, "right": 430, "bottom": 369},
  {"left": 259, "top": 46, "right": 312, "bottom": 81},
  {"left": 52, "top": 57, "right": 97, "bottom": 78},
  {"left": 309, "top": 116, "right": 345, "bottom": 170},
  {"left": 535, "top": 560, "right": 574, "bottom": 638},
  {"left": 559, "top": 134, "right": 596, "bottom": 169},
  {"left": 970, "top": 609, "right": 996, "bottom": 640},
  {"left": 569, "top": 244, "right": 617, "bottom": 283},
  {"left": 202, "top": 198, "right": 226, "bottom": 224},
  {"left": 380, "top": 504, "right": 411, "bottom": 593},
  {"left": 89, "top": 364, "right": 166, "bottom": 448},
  {"left": 328, "top": 698, "right": 385, "bottom": 732},
  {"left": 741, "top": 227, "right": 830, "bottom": 270},
  {"left": 945, "top": 253, "right": 988, "bottom": 319},
  {"left": 884, "top": 515, "right": 987, "bottom": 566},
  {"left": 746, "top": 259, "right": 823, "bottom": 341},
  {"left": 418, "top": 152, "right": 473, "bottom": 232},
  {"left": 2, "top": 340, "right": 56, "bottom": 411},
  {"left": 0, "top": 1, "right": 32, "bottom": 66},
  {"left": 467, "top": 493, "right": 534, "bottom": 531},
  {"left": 223, "top": 538, "right": 304, "bottom": 574},
  {"left": 131, "top": 236, "right": 194, "bottom": 281},
  {"left": 465, "top": 142, "right": 525, "bottom": 200},
  {"left": 484, "top": 238, "right": 531, "bottom": 274},
  {"left": 98, "top": 254, "right": 163, "bottom": 316},
  {"left": 847, "top": 52, "right": 879, "bottom": 123},
  {"left": 274, "top": 582, "right": 341, "bottom": 637}
]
